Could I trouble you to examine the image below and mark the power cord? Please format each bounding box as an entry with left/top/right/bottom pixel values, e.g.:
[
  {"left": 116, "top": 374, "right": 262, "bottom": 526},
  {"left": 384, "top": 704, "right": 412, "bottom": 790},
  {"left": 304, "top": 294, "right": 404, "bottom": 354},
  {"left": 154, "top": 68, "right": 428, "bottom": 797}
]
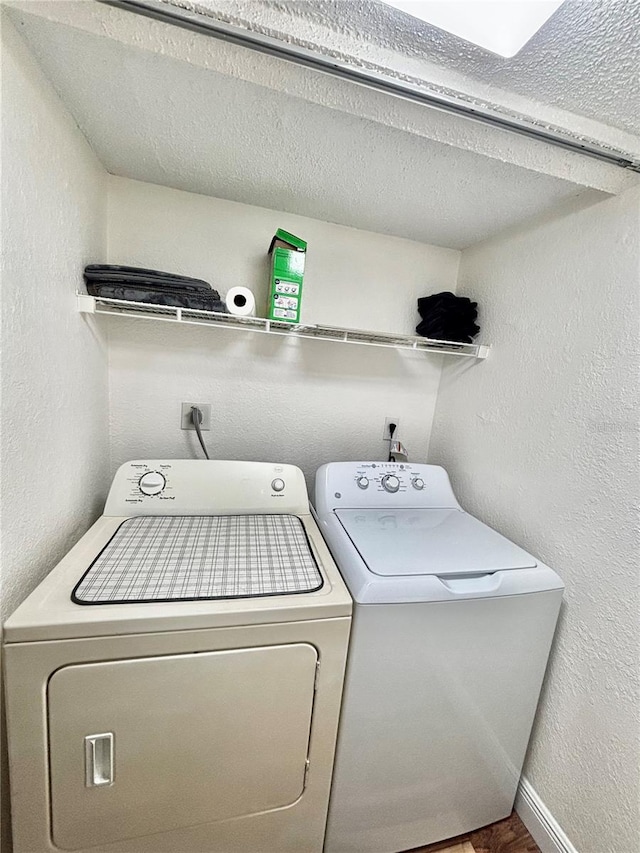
[
  {"left": 190, "top": 406, "right": 210, "bottom": 460},
  {"left": 388, "top": 422, "right": 396, "bottom": 462}
]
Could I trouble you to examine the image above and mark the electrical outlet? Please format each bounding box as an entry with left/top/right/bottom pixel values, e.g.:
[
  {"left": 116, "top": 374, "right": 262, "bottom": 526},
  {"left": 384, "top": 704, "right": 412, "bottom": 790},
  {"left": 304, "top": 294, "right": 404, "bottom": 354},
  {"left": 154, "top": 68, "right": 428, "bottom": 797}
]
[
  {"left": 383, "top": 417, "right": 400, "bottom": 441},
  {"left": 181, "top": 403, "right": 212, "bottom": 431}
]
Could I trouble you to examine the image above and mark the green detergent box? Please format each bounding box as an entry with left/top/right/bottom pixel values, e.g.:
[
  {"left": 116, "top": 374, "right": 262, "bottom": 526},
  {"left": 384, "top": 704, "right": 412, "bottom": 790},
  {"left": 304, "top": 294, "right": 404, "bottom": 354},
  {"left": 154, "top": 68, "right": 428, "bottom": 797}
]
[{"left": 268, "top": 228, "right": 307, "bottom": 323}]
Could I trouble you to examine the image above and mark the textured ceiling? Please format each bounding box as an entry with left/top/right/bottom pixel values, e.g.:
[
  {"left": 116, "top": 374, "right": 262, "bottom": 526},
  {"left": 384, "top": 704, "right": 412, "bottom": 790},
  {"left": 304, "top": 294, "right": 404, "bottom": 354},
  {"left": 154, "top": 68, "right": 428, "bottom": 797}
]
[
  {"left": 337, "top": 0, "right": 640, "bottom": 136},
  {"left": 12, "top": 8, "right": 600, "bottom": 250},
  {"left": 175, "top": 0, "right": 640, "bottom": 143}
]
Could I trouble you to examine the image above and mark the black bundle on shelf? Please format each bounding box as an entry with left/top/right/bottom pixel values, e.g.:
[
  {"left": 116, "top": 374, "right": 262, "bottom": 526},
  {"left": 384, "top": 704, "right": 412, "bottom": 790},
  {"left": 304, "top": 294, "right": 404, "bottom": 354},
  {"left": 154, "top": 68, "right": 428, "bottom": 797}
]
[
  {"left": 83, "top": 264, "right": 226, "bottom": 312},
  {"left": 416, "top": 291, "right": 480, "bottom": 344}
]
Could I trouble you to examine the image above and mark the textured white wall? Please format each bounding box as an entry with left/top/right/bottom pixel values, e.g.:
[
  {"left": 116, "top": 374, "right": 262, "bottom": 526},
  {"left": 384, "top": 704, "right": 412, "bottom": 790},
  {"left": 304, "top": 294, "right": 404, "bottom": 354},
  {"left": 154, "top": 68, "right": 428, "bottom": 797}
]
[
  {"left": 106, "top": 177, "right": 459, "bottom": 486},
  {"left": 429, "top": 187, "right": 640, "bottom": 853},
  {"left": 0, "top": 17, "right": 109, "bottom": 849}
]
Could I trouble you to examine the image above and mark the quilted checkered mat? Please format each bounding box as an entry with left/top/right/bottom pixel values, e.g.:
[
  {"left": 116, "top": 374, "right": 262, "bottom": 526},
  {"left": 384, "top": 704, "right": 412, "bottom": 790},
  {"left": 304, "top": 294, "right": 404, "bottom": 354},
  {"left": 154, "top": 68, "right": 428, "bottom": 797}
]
[{"left": 72, "top": 515, "right": 324, "bottom": 604}]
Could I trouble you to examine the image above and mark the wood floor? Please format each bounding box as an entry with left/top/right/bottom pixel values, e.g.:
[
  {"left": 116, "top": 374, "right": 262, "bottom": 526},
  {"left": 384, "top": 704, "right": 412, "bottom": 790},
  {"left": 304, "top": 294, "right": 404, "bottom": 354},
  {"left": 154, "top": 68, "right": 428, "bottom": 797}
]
[{"left": 408, "top": 812, "right": 541, "bottom": 853}]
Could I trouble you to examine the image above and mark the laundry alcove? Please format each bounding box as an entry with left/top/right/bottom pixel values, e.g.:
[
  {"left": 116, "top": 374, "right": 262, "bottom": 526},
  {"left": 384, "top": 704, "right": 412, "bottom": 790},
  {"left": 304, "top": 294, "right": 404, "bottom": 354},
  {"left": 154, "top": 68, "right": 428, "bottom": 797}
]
[{"left": 2, "top": 5, "right": 639, "bottom": 852}]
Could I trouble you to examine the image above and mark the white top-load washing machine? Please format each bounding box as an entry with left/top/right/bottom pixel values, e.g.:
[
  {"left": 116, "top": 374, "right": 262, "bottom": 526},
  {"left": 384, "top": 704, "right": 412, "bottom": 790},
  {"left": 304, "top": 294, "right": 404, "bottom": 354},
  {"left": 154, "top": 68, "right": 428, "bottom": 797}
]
[
  {"left": 3, "top": 460, "right": 352, "bottom": 853},
  {"left": 314, "top": 461, "right": 563, "bottom": 853}
]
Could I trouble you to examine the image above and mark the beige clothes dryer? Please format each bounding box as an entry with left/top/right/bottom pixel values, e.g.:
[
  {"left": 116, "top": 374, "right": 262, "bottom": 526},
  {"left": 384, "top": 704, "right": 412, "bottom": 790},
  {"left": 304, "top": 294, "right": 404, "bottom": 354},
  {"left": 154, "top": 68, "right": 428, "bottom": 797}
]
[{"left": 3, "top": 460, "right": 352, "bottom": 853}]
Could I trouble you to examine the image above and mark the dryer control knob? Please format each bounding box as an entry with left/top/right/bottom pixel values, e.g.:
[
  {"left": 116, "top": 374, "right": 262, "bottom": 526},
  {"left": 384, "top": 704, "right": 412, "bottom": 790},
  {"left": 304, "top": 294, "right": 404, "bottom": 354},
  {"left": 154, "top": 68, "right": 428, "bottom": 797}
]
[
  {"left": 382, "top": 474, "right": 400, "bottom": 493},
  {"left": 271, "top": 478, "right": 285, "bottom": 492},
  {"left": 412, "top": 478, "right": 425, "bottom": 490},
  {"left": 357, "top": 476, "right": 369, "bottom": 490},
  {"left": 138, "top": 471, "right": 166, "bottom": 496}
]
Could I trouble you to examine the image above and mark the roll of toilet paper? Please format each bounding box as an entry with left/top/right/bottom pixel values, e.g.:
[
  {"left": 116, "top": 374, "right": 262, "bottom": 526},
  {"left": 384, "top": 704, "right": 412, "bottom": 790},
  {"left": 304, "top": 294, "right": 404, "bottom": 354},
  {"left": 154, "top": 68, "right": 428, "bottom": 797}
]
[{"left": 225, "top": 286, "right": 256, "bottom": 317}]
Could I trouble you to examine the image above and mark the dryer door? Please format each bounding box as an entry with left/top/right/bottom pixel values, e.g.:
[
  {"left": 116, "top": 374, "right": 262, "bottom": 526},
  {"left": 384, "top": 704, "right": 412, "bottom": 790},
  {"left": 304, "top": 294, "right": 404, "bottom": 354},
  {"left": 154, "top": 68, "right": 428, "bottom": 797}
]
[{"left": 48, "top": 644, "right": 318, "bottom": 850}]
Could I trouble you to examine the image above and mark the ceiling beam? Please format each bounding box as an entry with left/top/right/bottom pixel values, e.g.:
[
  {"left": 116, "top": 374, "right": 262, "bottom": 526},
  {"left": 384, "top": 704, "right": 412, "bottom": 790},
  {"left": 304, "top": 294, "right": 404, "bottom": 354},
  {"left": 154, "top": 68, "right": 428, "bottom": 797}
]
[{"left": 101, "top": 0, "right": 640, "bottom": 174}]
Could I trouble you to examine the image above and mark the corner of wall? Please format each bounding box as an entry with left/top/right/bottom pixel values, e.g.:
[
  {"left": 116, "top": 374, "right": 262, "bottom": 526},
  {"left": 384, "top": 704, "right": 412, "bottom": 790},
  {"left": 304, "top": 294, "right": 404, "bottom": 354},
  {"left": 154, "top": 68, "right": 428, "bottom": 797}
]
[{"left": 426, "top": 185, "right": 640, "bottom": 853}]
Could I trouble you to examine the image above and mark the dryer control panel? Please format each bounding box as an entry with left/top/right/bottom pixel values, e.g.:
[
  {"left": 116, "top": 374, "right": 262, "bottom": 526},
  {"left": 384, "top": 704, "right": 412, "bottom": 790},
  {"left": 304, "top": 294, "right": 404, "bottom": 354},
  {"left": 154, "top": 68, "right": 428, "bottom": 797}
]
[
  {"left": 314, "top": 462, "right": 461, "bottom": 513},
  {"left": 104, "top": 460, "right": 310, "bottom": 516}
]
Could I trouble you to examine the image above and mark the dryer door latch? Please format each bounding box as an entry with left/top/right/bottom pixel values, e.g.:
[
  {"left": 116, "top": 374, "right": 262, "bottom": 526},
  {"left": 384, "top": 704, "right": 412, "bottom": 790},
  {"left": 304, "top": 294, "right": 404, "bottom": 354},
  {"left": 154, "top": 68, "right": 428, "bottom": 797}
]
[{"left": 84, "top": 732, "right": 114, "bottom": 787}]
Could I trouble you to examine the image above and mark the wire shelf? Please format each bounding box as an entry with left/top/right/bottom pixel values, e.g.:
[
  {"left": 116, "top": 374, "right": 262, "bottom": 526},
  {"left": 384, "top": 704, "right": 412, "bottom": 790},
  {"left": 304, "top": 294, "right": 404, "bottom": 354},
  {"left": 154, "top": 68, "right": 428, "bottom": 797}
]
[{"left": 77, "top": 293, "right": 490, "bottom": 359}]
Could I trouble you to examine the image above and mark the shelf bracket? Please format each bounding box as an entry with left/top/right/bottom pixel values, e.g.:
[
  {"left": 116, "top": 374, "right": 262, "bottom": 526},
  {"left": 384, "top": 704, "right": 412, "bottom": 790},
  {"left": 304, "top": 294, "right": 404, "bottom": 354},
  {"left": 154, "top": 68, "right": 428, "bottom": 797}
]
[{"left": 77, "top": 293, "right": 96, "bottom": 314}]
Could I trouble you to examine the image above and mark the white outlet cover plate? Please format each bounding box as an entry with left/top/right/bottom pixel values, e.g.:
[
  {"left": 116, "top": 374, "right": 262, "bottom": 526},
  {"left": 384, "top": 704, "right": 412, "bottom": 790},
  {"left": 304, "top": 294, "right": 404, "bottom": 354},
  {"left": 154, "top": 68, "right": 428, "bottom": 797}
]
[{"left": 181, "top": 403, "right": 212, "bottom": 430}]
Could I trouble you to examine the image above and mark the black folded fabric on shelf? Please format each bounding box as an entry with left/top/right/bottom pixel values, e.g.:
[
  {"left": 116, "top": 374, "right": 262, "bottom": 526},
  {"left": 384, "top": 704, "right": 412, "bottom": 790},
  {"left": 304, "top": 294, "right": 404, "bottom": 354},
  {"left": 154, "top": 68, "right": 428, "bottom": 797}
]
[
  {"left": 416, "top": 291, "right": 480, "bottom": 343},
  {"left": 84, "top": 265, "right": 226, "bottom": 313}
]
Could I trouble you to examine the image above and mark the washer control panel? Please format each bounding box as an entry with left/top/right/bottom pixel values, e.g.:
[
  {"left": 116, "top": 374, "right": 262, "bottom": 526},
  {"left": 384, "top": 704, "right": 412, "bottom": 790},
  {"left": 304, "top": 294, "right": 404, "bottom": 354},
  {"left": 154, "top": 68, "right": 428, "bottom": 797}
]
[
  {"left": 104, "top": 460, "right": 309, "bottom": 517},
  {"left": 350, "top": 463, "right": 426, "bottom": 497},
  {"left": 314, "top": 461, "right": 461, "bottom": 513}
]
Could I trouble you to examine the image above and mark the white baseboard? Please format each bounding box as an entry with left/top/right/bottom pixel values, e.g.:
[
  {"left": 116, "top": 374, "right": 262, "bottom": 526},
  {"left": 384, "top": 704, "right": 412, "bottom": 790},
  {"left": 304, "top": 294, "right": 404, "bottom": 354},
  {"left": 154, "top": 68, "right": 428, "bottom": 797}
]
[{"left": 515, "top": 776, "right": 578, "bottom": 853}]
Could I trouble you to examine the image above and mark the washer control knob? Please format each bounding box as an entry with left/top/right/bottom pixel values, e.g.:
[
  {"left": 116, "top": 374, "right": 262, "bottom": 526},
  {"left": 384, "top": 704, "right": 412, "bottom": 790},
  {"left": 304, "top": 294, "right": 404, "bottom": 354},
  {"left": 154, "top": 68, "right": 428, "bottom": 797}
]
[
  {"left": 271, "top": 478, "right": 285, "bottom": 492},
  {"left": 357, "top": 476, "right": 370, "bottom": 490},
  {"left": 382, "top": 474, "right": 400, "bottom": 493},
  {"left": 412, "top": 477, "right": 425, "bottom": 490},
  {"left": 138, "top": 471, "right": 166, "bottom": 496}
]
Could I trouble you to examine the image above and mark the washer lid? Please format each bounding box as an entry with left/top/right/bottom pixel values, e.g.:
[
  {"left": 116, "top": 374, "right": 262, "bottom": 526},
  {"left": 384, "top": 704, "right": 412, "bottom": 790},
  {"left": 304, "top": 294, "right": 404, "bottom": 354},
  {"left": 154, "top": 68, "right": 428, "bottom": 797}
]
[{"left": 335, "top": 508, "right": 537, "bottom": 576}]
